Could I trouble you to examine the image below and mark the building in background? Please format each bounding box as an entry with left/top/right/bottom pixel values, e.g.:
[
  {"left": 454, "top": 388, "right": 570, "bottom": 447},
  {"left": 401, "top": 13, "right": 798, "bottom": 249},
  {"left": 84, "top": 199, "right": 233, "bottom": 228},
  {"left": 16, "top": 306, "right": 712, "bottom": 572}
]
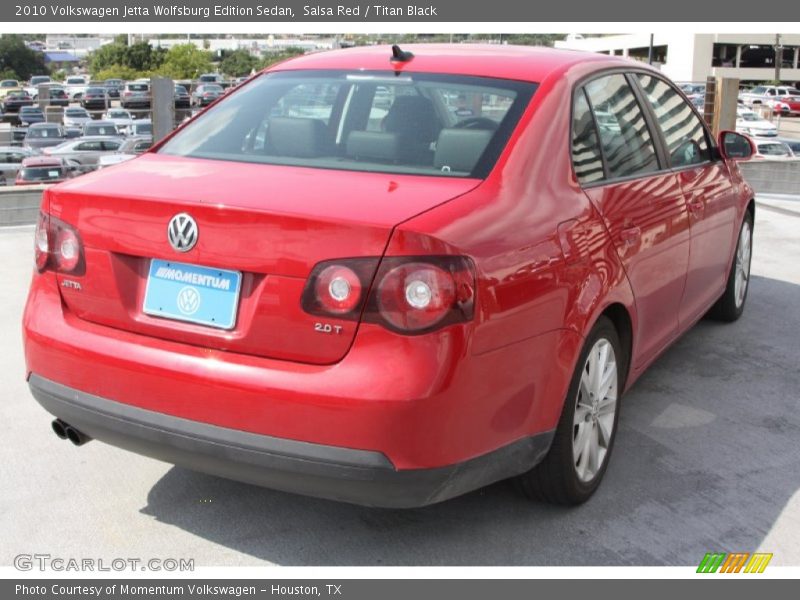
[{"left": 555, "top": 33, "right": 800, "bottom": 84}]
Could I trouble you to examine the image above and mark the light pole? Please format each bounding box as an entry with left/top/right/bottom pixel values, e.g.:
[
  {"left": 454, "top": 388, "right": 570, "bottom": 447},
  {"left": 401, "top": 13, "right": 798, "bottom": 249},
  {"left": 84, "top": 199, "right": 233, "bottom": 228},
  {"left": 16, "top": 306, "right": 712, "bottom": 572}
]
[
  {"left": 774, "top": 33, "right": 782, "bottom": 82},
  {"left": 648, "top": 34, "right": 654, "bottom": 65}
]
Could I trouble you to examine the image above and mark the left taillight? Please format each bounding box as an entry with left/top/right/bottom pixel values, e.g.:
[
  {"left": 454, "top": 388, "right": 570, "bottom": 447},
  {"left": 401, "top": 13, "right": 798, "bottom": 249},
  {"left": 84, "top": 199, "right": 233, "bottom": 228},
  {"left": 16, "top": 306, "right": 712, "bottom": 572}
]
[
  {"left": 34, "top": 212, "right": 84, "bottom": 275},
  {"left": 301, "top": 256, "right": 476, "bottom": 335}
]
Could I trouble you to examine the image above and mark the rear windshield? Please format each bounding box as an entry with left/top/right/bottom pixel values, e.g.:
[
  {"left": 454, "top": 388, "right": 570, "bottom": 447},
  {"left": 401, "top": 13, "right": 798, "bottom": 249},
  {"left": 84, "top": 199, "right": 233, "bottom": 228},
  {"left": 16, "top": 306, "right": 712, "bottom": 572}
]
[
  {"left": 65, "top": 109, "right": 87, "bottom": 116},
  {"left": 127, "top": 83, "right": 149, "bottom": 91},
  {"left": 86, "top": 87, "right": 106, "bottom": 94},
  {"left": 759, "top": 143, "right": 790, "bottom": 156},
  {"left": 133, "top": 122, "right": 152, "bottom": 134},
  {"left": 159, "top": 70, "right": 537, "bottom": 178},
  {"left": 85, "top": 124, "right": 118, "bottom": 136},
  {"left": 27, "top": 127, "right": 61, "bottom": 138},
  {"left": 20, "top": 167, "right": 63, "bottom": 180},
  {"left": 66, "top": 78, "right": 85, "bottom": 85}
]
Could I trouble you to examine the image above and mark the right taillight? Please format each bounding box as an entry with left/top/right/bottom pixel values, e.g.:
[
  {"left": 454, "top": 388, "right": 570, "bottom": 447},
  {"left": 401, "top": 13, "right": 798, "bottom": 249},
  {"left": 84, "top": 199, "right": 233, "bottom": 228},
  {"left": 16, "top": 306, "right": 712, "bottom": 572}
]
[
  {"left": 34, "top": 211, "right": 84, "bottom": 275},
  {"left": 301, "top": 256, "right": 475, "bottom": 335}
]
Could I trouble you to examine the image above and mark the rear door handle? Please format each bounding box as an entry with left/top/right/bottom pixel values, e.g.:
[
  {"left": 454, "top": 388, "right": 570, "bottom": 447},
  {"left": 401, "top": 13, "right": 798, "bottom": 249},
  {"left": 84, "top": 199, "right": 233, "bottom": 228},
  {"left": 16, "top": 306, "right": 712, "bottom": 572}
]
[{"left": 620, "top": 226, "right": 641, "bottom": 246}]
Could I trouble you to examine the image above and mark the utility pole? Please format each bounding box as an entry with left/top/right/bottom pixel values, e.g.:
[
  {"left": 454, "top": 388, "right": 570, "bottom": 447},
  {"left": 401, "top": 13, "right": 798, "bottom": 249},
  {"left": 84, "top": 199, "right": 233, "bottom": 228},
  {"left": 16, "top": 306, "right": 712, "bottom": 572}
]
[{"left": 774, "top": 33, "right": 782, "bottom": 82}]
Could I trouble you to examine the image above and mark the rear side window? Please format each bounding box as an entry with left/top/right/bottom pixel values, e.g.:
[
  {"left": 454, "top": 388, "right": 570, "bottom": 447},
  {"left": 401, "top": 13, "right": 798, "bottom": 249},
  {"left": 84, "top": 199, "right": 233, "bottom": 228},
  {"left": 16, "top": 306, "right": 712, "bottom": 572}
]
[
  {"left": 584, "top": 74, "right": 659, "bottom": 179},
  {"left": 571, "top": 90, "right": 604, "bottom": 184},
  {"left": 636, "top": 74, "right": 711, "bottom": 168}
]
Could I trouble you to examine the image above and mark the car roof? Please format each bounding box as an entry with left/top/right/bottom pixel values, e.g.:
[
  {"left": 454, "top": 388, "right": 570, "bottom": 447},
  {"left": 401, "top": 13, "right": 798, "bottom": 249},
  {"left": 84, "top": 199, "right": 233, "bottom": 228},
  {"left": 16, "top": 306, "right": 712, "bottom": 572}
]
[
  {"left": 71, "top": 135, "right": 121, "bottom": 141},
  {"left": 22, "top": 156, "right": 63, "bottom": 166},
  {"left": 85, "top": 120, "right": 116, "bottom": 125},
  {"left": 269, "top": 44, "right": 636, "bottom": 83},
  {"left": 0, "top": 145, "right": 32, "bottom": 152},
  {"left": 29, "top": 122, "right": 60, "bottom": 127}
]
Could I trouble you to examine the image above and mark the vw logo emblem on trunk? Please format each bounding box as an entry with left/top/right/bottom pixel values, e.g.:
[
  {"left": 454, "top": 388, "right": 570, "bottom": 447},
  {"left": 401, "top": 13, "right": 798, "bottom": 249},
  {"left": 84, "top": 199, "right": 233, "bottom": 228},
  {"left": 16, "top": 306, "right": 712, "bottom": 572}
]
[{"left": 168, "top": 213, "right": 198, "bottom": 252}]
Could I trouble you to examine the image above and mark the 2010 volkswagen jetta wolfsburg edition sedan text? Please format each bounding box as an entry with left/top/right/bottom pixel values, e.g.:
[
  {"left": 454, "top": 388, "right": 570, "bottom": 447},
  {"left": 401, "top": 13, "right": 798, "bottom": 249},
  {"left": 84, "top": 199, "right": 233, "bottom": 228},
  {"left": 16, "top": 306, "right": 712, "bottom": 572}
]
[{"left": 23, "top": 45, "right": 756, "bottom": 508}]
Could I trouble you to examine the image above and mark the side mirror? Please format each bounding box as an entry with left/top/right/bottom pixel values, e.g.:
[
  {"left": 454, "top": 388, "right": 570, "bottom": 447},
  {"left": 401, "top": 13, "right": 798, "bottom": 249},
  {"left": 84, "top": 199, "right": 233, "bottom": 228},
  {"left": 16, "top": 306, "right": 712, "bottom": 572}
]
[{"left": 718, "top": 130, "right": 755, "bottom": 161}]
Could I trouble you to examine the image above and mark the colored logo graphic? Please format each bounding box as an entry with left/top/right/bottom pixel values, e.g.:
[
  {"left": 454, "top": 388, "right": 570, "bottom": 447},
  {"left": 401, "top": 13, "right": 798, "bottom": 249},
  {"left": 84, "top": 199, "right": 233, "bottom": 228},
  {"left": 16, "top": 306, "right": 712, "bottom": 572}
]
[{"left": 697, "top": 552, "right": 773, "bottom": 573}]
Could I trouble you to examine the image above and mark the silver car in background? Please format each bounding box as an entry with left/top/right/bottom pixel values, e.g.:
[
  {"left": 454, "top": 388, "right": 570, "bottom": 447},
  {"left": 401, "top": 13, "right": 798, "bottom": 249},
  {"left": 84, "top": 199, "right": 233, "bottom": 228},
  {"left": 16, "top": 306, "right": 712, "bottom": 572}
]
[{"left": 42, "top": 136, "right": 123, "bottom": 172}]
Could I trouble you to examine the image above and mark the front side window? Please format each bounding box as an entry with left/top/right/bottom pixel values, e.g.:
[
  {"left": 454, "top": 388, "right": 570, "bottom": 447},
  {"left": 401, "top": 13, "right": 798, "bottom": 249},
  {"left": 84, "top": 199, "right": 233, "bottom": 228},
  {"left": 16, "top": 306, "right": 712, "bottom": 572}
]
[
  {"left": 584, "top": 74, "right": 659, "bottom": 179},
  {"left": 159, "top": 70, "right": 537, "bottom": 179},
  {"left": 636, "top": 74, "right": 711, "bottom": 168},
  {"left": 571, "top": 90, "right": 604, "bottom": 184}
]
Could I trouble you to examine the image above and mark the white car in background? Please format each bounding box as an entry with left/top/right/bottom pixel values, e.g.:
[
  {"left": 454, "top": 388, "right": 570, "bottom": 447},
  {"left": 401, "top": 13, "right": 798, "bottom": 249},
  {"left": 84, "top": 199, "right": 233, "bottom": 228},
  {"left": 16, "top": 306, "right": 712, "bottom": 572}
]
[
  {"left": 64, "top": 75, "right": 90, "bottom": 100},
  {"left": 752, "top": 138, "right": 796, "bottom": 160},
  {"left": 102, "top": 109, "right": 135, "bottom": 133},
  {"left": 736, "top": 109, "right": 778, "bottom": 137},
  {"left": 62, "top": 107, "right": 92, "bottom": 129}
]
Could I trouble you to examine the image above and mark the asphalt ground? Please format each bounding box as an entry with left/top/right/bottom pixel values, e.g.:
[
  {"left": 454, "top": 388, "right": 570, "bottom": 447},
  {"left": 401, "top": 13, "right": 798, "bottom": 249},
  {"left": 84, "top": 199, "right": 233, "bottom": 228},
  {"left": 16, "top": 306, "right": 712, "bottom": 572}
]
[{"left": 0, "top": 199, "right": 798, "bottom": 567}]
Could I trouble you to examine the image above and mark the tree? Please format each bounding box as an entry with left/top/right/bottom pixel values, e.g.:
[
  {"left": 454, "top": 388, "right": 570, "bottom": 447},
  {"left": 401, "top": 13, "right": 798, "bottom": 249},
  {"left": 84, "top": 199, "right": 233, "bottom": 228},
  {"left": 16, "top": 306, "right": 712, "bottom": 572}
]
[
  {"left": 153, "top": 44, "right": 214, "bottom": 79},
  {"left": 88, "top": 40, "right": 166, "bottom": 77},
  {"left": 0, "top": 35, "right": 47, "bottom": 80},
  {"left": 219, "top": 49, "right": 258, "bottom": 77},
  {"left": 259, "top": 47, "right": 306, "bottom": 70}
]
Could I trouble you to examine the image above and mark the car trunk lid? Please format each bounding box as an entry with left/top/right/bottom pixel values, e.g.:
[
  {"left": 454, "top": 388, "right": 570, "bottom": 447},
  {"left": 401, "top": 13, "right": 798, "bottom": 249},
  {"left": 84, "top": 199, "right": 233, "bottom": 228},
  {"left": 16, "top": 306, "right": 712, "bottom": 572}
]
[{"left": 48, "top": 154, "right": 479, "bottom": 364}]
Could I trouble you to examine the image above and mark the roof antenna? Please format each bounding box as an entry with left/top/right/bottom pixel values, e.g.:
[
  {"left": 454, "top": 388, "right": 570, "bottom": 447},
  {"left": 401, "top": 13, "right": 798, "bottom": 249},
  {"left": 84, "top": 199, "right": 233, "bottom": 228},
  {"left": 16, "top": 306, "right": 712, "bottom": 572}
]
[{"left": 390, "top": 45, "right": 414, "bottom": 63}]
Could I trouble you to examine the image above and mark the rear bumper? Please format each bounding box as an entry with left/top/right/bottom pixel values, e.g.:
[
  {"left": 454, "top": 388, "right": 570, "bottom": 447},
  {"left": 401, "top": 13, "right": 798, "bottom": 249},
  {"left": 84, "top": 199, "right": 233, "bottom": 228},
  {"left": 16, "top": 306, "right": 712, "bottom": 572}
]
[{"left": 30, "top": 374, "right": 553, "bottom": 508}]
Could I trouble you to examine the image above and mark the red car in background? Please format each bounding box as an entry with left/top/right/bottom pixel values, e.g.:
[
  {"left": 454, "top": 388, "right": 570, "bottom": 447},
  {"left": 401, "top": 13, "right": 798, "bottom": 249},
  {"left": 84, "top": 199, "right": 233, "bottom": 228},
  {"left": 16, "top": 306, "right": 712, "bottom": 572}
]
[
  {"left": 23, "top": 45, "right": 756, "bottom": 507},
  {"left": 15, "top": 156, "right": 76, "bottom": 186}
]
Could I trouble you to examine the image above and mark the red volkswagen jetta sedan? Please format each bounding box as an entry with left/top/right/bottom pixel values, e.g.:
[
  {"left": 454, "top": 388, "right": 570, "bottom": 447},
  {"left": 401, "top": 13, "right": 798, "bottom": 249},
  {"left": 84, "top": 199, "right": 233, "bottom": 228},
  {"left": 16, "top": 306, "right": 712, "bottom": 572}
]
[{"left": 23, "top": 45, "right": 756, "bottom": 507}]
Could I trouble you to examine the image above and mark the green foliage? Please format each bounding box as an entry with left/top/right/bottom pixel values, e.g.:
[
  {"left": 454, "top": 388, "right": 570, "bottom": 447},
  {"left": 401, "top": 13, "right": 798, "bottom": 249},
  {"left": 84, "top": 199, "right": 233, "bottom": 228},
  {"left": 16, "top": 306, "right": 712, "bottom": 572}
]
[
  {"left": 259, "top": 47, "right": 306, "bottom": 70},
  {"left": 0, "top": 68, "right": 18, "bottom": 81},
  {"left": 93, "top": 66, "right": 142, "bottom": 81},
  {"left": 88, "top": 41, "right": 165, "bottom": 77},
  {"left": 219, "top": 49, "right": 259, "bottom": 77},
  {"left": 0, "top": 34, "right": 48, "bottom": 81},
  {"left": 152, "top": 44, "right": 214, "bottom": 79}
]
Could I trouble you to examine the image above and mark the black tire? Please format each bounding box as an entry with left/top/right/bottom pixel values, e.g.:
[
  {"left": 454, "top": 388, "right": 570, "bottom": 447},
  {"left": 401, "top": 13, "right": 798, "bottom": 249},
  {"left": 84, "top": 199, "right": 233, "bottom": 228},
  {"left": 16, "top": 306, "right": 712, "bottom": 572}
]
[
  {"left": 517, "top": 316, "right": 624, "bottom": 505},
  {"left": 707, "top": 211, "right": 753, "bottom": 322}
]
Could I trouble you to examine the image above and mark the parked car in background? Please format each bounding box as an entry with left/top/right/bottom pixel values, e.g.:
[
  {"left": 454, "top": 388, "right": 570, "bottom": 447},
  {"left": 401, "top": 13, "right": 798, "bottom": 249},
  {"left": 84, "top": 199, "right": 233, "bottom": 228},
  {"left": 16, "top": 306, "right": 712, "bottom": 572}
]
[
  {"left": 64, "top": 75, "right": 90, "bottom": 100},
  {"left": 739, "top": 85, "right": 800, "bottom": 116},
  {"left": 62, "top": 107, "right": 92, "bottom": 129},
  {"left": 23, "top": 123, "right": 68, "bottom": 151},
  {"left": 25, "top": 75, "right": 52, "bottom": 97},
  {"left": 0, "top": 146, "right": 38, "bottom": 182},
  {"left": 736, "top": 109, "right": 778, "bottom": 137},
  {"left": 82, "top": 120, "right": 121, "bottom": 137},
  {"left": 0, "top": 79, "right": 22, "bottom": 98},
  {"left": 22, "top": 45, "right": 759, "bottom": 508},
  {"left": 1, "top": 91, "right": 34, "bottom": 112},
  {"left": 18, "top": 106, "right": 45, "bottom": 126},
  {"left": 81, "top": 87, "right": 110, "bottom": 111},
  {"left": 198, "top": 73, "right": 224, "bottom": 84},
  {"left": 121, "top": 81, "right": 151, "bottom": 109},
  {"left": 36, "top": 85, "right": 70, "bottom": 107},
  {"left": 752, "top": 138, "right": 795, "bottom": 160},
  {"left": 777, "top": 137, "right": 800, "bottom": 154},
  {"left": 43, "top": 136, "right": 123, "bottom": 171},
  {"left": 192, "top": 84, "right": 224, "bottom": 107},
  {"left": 97, "top": 135, "right": 153, "bottom": 169},
  {"left": 127, "top": 119, "right": 152, "bottom": 137},
  {"left": 102, "top": 109, "right": 135, "bottom": 133},
  {"left": 15, "top": 156, "right": 77, "bottom": 185},
  {"left": 174, "top": 84, "right": 191, "bottom": 108},
  {"left": 103, "top": 79, "right": 124, "bottom": 99}
]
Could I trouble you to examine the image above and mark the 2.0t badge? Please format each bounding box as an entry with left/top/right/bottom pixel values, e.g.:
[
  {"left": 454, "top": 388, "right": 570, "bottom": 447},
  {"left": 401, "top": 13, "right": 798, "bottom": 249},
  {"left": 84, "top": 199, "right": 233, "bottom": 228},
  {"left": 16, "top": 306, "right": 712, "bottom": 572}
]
[{"left": 167, "top": 213, "right": 198, "bottom": 252}]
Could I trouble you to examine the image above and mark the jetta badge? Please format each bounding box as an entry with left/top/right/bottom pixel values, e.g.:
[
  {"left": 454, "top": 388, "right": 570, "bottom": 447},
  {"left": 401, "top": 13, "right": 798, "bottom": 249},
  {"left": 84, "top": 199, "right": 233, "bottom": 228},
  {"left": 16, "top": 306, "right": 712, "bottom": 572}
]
[{"left": 167, "top": 213, "right": 198, "bottom": 253}]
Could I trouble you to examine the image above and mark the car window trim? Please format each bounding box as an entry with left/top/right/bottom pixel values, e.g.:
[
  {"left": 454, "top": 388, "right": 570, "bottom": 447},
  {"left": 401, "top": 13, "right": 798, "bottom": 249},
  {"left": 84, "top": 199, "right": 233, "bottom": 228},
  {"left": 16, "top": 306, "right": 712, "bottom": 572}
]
[
  {"left": 571, "top": 69, "right": 668, "bottom": 188},
  {"left": 628, "top": 71, "right": 720, "bottom": 172}
]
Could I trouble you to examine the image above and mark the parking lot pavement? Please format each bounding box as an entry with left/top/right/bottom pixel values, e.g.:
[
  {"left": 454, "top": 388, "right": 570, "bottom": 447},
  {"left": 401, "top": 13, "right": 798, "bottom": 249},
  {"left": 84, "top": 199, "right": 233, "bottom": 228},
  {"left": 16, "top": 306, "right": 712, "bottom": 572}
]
[{"left": 1, "top": 203, "right": 799, "bottom": 568}]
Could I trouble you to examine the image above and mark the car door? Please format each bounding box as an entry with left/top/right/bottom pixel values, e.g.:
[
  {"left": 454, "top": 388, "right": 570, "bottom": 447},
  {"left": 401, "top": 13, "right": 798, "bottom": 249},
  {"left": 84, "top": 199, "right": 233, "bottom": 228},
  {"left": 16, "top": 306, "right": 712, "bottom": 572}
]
[
  {"left": 634, "top": 73, "right": 739, "bottom": 327},
  {"left": 576, "top": 73, "right": 691, "bottom": 366}
]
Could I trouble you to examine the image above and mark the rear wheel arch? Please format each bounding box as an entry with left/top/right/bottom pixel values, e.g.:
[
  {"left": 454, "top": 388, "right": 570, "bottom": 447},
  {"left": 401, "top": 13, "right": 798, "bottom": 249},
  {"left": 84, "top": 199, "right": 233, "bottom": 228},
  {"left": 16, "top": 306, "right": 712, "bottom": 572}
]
[{"left": 599, "top": 303, "right": 633, "bottom": 391}]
